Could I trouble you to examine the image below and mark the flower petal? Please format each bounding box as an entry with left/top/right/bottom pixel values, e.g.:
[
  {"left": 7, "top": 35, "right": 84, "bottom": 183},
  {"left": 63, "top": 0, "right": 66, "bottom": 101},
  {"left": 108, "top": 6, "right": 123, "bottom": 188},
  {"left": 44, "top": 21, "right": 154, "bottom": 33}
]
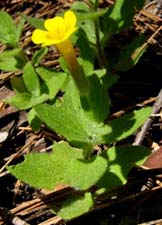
[
  {"left": 32, "top": 10, "right": 78, "bottom": 46},
  {"left": 45, "top": 17, "right": 64, "bottom": 32},
  {"left": 45, "top": 17, "right": 67, "bottom": 41},
  {"left": 32, "top": 29, "right": 56, "bottom": 46},
  {"left": 31, "top": 29, "right": 49, "bottom": 44},
  {"left": 64, "top": 10, "right": 77, "bottom": 31}
]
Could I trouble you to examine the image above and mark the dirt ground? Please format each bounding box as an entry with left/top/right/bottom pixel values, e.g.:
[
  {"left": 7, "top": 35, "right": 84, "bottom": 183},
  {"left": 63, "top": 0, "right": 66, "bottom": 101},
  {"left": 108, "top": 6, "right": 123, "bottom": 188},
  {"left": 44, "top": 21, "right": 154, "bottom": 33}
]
[{"left": 0, "top": 0, "right": 162, "bottom": 224}]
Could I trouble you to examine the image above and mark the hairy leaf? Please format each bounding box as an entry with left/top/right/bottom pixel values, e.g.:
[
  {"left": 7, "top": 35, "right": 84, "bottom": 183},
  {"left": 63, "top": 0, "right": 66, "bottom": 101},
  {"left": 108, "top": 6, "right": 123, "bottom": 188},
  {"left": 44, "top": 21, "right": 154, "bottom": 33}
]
[
  {"left": 5, "top": 92, "right": 32, "bottom": 110},
  {"left": 11, "top": 76, "right": 27, "bottom": 93},
  {"left": 0, "top": 49, "right": 26, "bottom": 71},
  {"left": 37, "top": 66, "right": 67, "bottom": 99},
  {"left": 104, "top": 107, "right": 152, "bottom": 144},
  {"left": 23, "top": 62, "right": 40, "bottom": 97},
  {"left": 32, "top": 47, "right": 48, "bottom": 66},
  {"left": 0, "top": 11, "right": 18, "bottom": 46},
  {"left": 97, "top": 145, "right": 150, "bottom": 189},
  {"left": 28, "top": 108, "right": 41, "bottom": 132},
  {"left": 77, "top": 29, "right": 94, "bottom": 75},
  {"left": 8, "top": 142, "right": 107, "bottom": 190},
  {"left": 35, "top": 78, "right": 111, "bottom": 149},
  {"left": 102, "top": 0, "right": 145, "bottom": 43},
  {"left": 53, "top": 192, "right": 93, "bottom": 220},
  {"left": 5, "top": 92, "right": 48, "bottom": 110},
  {"left": 20, "top": 13, "right": 44, "bottom": 29},
  {"left": 114, "top": 35, "right": 147, "bottom": 71}
]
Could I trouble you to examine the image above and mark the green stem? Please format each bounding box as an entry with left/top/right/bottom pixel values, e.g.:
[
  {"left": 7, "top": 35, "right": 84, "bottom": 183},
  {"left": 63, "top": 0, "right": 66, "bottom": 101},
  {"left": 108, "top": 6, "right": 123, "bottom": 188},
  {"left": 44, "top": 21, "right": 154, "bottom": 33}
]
[
  {"left": 93, "top": 0, "right": 106, "bottom": 68},
  {"left": 94, "top": 0, "right": 99, "bottom": 10},
  {"left": 94, "top": 20, "right": 104, "bottom": 68}
]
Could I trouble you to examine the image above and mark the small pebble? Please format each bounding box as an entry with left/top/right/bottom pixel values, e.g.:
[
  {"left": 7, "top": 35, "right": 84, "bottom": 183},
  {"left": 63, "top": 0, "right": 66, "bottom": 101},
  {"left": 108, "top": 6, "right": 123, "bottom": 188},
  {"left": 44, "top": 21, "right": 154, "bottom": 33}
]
[{"left": 0, "top": 131, "right": 8, "bottom": 143}]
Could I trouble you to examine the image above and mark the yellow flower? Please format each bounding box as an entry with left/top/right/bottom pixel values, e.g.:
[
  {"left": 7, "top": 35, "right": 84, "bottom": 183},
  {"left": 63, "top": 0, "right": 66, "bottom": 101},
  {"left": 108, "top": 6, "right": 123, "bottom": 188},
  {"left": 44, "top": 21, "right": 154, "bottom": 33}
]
[
  {"left": 32, "top": 10, "right": 89, "bottom": 96},
  {"left": 31, "top": 10, "right": 77, "bottom": 47}
]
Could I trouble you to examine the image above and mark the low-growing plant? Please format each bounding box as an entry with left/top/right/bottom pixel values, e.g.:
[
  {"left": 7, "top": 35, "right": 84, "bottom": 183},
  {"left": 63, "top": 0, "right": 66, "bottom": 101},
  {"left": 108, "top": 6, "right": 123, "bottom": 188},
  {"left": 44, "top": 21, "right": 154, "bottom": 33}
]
[{"left": 1, "top": 0, "right": 152, "bottom": 220}]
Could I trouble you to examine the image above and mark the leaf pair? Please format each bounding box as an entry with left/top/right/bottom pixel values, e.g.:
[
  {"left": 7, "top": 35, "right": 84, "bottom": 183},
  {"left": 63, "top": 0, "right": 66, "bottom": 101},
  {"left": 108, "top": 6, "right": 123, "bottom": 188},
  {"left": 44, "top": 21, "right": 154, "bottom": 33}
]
[
  {"left": 34, "top": 76, "right": 151, "bottom": 151},
  {"left": 6, "top": 63, "right": 67, "bottom": 110},
  {"left": 0, "top": 11, "right": 24, "bottom": 47},
  {"left": 35, "top": 77, "right": 111, "bottom": 152},
  {"left": 8, "top": 141, "right": 150, "bottom": 220},
  {"left": 102, "top": 0, "right": 145, "bottom": 43}
]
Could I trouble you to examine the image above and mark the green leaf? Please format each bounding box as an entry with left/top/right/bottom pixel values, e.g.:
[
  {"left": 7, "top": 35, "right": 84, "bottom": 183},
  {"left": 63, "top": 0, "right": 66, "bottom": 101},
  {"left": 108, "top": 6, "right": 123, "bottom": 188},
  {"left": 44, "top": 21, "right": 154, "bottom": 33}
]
[
  {"left": 5, "top": 92, "right": 32, "bottom": 110},
  {"left": 46, "top": 74, "right": 67, "bottom": 99},
  {"left": 53, "top": 192, "right": 94, "bottom": 220},
  {"left": 77, "top": 29, "right": 94, "bottom": 75},
  {"left": 0, "top": 57, "right": 19, "bottom": 72},
  {"left": 101, "top": 71, "right": 119, "bottom": 90},
  {"left": 35, "top": 80, "right": 151, "bottom": 150},
  {"left": 71, "top": 3, "right": 97, "bottom": 45},
  {"left": 68, "top": 158, "right": 107, "bottom": 190},
  {"left": 8, "top": 141, "right": 107, "bottom": 190},
  {"left": 30, "top": 94, "right": 48, "bottom": 106},
  {"left": 23, "top": 62, "right": 40, "bottom": 97},
  {"left": 11, "top": 76, "right": 27, "bottom": 93},
  {"left": 35, "top": 80, "right": 151, "bottom": 149},
  {"left": 92, "top": 69, "right": 119, "bottom": 90},
  {"left": 93, "top": 69, "right": 107, "bottom": 79},
  {"left": 89, "top": 0, "right": 96, "bottom": 6},
  {"left": 0, "top": 48, "right": 22, "bottom": 58},
  {"left": 5, "top": 92, "right": 48, "bottom": 110},
  {"left": 28, "top": 108, "right": 41, "bottom": 132},
  {"left": 71, "top": 2, "right": 90, "bottom": 13},
  {"left": 37, "top": 66, "right": 67, "bottom": 99},
  {"left": 79, "top": 19, "right": 96, "bottom": 45},
  {"left": 36, "top": 66, "right": 59, "bottom": 81},
  {"left": 0, "top": 49, "right": 27, "bottom": 71},
  {"left": 102, "top": 0, "right": 145, "bottom": 44},
  {"left": 8, "top": 142, "right": 82, "bottom": 189},
  {"left": 35, "top": 79, "right": 111, "bottom": 150},
  {"left": 114, "top": 35, "right": 147, "bottom": 71},
  {"left": 97, "top": 145, "right": 150, "bottom": 190},
  {"left": 20, "top": 13, "right": 45, "bottom": 29},
  {"left": 32, "top": 47, "right": 48, "bottom": 66},
  {"left": 35, "top": 103, "right": 92, "bottom": 149},
  {"left": 104, "top": 107, "right": 152, "bottom": 144},
  {"left": 0, "top": 11, "right": 18, "bottom": 46},
  {"left": 16, "top": 18, "right": 25, "bottom": 43},
  {"left": 59, "top": 56, "right": 69, "bottom": 73},
  {"left": 82, "top": 74, "right": 110, "bottom": 122},
  {"left": 71, "top": 2, "right": 106, "bottom": 21}
]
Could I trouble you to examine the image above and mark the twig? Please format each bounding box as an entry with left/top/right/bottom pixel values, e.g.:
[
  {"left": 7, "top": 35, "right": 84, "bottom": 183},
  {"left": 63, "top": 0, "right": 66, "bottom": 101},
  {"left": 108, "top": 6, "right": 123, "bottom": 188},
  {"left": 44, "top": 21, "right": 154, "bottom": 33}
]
[
  {"left": 133, "top": 88, "right": 162, "bottom": 145},
  {"left": 109, "top": 97, "right": 155, "bottom": 120},
  {"left": 0, "top": 170, "right": 10, "bottom": 178},
  {"left": 0, "top": 135, "right": 36, "bottom": 174},
  {"left": 37, "top": 216, "right": 64, "bottom": 225},
  {"left": 0, "top": 208, "right": 31, "bottom": 225},
  {"left": 138, "top": 218, "right": 162, "bottom": 225},
  {"left": 11, "top": 215, "right": 31, "bottom": 225}
]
